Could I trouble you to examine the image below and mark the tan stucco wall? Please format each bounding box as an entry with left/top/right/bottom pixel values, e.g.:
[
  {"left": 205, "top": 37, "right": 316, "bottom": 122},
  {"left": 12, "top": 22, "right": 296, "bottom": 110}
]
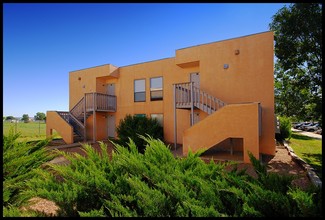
[
  {"left": 69, "top": 64, "right": 118, "bottom": 110},
  {"left": 114, "top": 58, "right": 199, "bottom": 144},
  {"left": 55, "top": 31, "right": 275, "bottom": 157},
  {"left": 183, "top": 103, "right": 260, "bottom": 163},
  {"left": 85, "top": 112, "right": 108, "bottom": 141},
  {"left": 46, "top": 111, "right": 74, "bottom": 144},
  {"left": 176, "top": 32, "right": 275, "bottom": 155}
]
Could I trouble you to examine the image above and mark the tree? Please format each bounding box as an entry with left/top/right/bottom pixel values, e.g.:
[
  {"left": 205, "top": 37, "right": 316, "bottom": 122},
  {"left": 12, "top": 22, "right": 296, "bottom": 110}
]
[
  {"left": 5, "top": 116, "right": 15, "bottom": 121},
  {"left": 270, "top": 3, "right": 322, "bottom": 125},
  {"left": 34, "top": 112, "right": 46, "bottom": 121},
  {"left": 274, "top": 63, "right": 312, "bottom": 122},
  {"left": 22, "top": 114, "right": 30, "bottom": 123}
]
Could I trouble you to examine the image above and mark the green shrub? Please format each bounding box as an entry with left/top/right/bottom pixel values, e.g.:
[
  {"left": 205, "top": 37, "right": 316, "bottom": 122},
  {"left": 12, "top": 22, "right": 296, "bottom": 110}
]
[
  {"left": 21, "top": 136, "right": 322, "bottom": 217},
  {"left": 2, "top": 128, "right": 57, "bottom": 216},
  {"left": 248, "top": 151, "right": 293, "bottom": 194},
  {"left": 115, "top": 114, "right": 163, "bottom": 153},
  {"left": 279, "top": 116, "right": 292, "bottom": 140},
  {"left": 288, "top": 187, "right": 322, "bottom": 217}
]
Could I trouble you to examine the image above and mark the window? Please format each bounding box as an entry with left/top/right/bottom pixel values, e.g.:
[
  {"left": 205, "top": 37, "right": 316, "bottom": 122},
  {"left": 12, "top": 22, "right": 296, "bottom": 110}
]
[
  {"left": 151, "top": 114, "right": 163, "bottom": 127},
  {"left": 150, "top": 77, "right": 163, "bottom": 101},
  {"left": 134, "top": 79, "right": 146, "bottom": 102},
  {"left": 135, "top": 114, "right": 146, "bottom": 118}
]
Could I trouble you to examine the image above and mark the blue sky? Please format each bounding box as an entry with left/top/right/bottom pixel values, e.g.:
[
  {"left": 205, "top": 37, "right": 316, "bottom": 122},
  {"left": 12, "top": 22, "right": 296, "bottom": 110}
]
[{"left": 3, "top": 3, "right": 288, "bottom": 118}]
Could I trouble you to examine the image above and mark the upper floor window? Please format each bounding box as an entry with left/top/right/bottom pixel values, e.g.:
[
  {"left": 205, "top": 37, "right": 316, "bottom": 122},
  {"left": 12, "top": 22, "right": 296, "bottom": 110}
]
[
  {"left": 150, "top": 77, "right": 163, "bottom": 101},
  {"left": 134, "top": 79, "right": 146, "bottom": 102}
]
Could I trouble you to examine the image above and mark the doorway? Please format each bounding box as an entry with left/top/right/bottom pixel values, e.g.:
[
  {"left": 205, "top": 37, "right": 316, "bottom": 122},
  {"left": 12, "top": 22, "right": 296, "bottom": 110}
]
[
  {"left": 107, "top": 83, "right": 115, "bottom": 96},
  {"left": 107, "top": 114, "right": 115, "bottom": 138},
  {"left": 190, "top": 72, "right": 200, "bottom": 105},
  {"left": 190, "top": 72, "right": 200, "bottom": 88}
]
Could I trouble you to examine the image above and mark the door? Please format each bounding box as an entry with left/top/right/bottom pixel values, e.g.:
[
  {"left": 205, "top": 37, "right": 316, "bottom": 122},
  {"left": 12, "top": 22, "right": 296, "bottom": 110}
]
[
  {"left": 107, "top": 114, "right": 116, "bottom": 138},
  {"left": 190, "top": 72, "right": 200, "bottom": 105},
  {"left": 107, "top": 83, "right": 115, "bottom": 96},
  {"left": 190, "top": 72, "right": 200, "bottom": 88}
]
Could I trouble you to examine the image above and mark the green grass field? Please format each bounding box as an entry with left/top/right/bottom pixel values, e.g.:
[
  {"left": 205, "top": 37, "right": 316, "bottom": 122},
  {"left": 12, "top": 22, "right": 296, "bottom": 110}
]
[
  {"left": 3, "top": 121, "right": 61, "bottom": 142},
  {"left": 288, "top": 132, "right": 322, "bottom": 180}
]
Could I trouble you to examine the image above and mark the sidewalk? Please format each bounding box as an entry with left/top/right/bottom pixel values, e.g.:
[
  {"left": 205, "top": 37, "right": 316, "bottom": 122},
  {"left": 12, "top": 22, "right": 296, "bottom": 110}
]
[{"left": 291, "top": 128, "right": 322, "bottom": 139}]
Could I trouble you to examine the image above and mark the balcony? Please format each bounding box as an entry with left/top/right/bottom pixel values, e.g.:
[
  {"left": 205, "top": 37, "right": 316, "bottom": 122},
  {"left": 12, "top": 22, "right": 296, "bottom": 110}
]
[{"left": 85, "top": 92, "right": 116, "bottom": 112}]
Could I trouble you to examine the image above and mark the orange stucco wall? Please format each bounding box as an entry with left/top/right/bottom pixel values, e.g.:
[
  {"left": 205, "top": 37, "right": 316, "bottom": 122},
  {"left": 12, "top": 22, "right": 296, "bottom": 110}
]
[
  {"left": 176, "top": 32, "right": 274, "bottom": 155},
  {"left": 69, "top": 64, "right": 118, "bottom": 110},
  {"left": 48, "top": 31, "right": 275, "bottom": 158},
  {"left": 183, "top": 103, "right": 260, "bottom": 163},
  {"left": 46, "top": 111, "right": 74, "bottom": 144},
  {"left": 114, "top": 58, "right": 199, "bottom": 144},
  {"left": 85, "top": 112, "right": 108, "bottom": 141}
]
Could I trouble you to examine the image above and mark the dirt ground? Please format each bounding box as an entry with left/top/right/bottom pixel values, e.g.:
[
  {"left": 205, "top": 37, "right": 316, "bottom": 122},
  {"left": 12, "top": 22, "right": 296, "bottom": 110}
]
[{"left": 24, "top": 140, "right": 312, "bottom": 216}]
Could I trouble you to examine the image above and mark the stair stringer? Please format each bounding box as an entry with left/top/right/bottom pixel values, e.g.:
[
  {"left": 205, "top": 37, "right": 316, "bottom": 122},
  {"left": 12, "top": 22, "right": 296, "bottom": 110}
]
[
  {"left": 46, "top": 111, "right": 74, "bottom": 144},
  {"left": 183, "top": 102, "right": 260, "bottom": 163}
]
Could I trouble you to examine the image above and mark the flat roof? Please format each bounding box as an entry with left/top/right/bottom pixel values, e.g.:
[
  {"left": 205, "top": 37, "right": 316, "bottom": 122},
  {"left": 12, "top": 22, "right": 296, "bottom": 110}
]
[
  {"left": 176, "top": 31, "right": 273, "bottom": 51},
  {"left": 120, "top": 57, "right": 173, "bottom": 68},
  {"left": 70, "top": 64, "right": 111, "bottom": 73}
]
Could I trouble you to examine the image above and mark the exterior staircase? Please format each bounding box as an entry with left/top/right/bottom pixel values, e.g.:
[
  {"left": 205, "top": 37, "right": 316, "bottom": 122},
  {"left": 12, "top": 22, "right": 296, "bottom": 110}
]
[
  {"left": 56, "top": 92, "right": 116, "bottom": 142},
  {"left": 174, "top": 82, "right": 262, "bottom": 163},
  {"left": 175, "top": 82, "right": 226, "bottom": 116}
]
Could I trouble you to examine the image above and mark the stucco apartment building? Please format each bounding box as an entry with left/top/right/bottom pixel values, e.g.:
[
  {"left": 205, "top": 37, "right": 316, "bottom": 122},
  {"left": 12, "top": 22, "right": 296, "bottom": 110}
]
[{"left": 47, "top": 31, "right": 275, "bottom": 163}]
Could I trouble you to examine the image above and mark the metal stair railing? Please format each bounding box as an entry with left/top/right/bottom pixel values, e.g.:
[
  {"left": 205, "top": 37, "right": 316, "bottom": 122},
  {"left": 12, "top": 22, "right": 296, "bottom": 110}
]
[
  {"left": 70, "top": 97, "right": 85, "bottom": 119},
  {"left": 175, "top": 82, "right": 192, "bottom": 108},
  {"left": 175, "top": 82, "right": 226, "bottom": 114},
  {"left": 57, "top": 111, "right": 85, "bottom": 139},
  {"left": 57, "top": 111, "right": 70, "bottom": 123},
  {"left": 57, "top": 92, "right": 117, "bottom": 142},
  {"left": 69, "top": 113, "right": 85, "bottom": 137}
]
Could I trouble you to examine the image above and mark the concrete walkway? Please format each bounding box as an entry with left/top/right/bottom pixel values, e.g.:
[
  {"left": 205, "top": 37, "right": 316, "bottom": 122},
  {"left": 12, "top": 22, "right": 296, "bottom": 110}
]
[{"left": 291, "top": 128, "right": 322, "bottom": 139}]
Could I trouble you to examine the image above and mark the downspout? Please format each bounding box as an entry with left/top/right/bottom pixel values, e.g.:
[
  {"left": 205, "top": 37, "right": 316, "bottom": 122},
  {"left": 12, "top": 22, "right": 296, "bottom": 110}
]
[
  {"left": 173, "top": 84, "right": 177, "bottom": 150},
  {"left": 190, "top": 82, "right": 194, "bottom": 126},
  {"left": 93, "top": 93, "right": 96, "bottom": 142},
  {"left": 84, "top": 94, "right": 87, "bottom": 141}
]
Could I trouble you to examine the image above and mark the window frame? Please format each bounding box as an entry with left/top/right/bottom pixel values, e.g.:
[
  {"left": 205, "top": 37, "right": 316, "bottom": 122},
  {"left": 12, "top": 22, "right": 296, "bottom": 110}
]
[
  {"left": 150, "top": 76, "right": 163, "bottom": 101},
  {"left": 135, "top": 114, "right": 146, "bottom": 118},
  {"left": 134, "top": 79, "right": 146, "bottom": 102}
]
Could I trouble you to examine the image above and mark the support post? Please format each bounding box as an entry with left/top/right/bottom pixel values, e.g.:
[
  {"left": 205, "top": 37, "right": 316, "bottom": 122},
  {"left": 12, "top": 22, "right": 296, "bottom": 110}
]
[
  {"left": 84, "top": 95, "right": 86, "bottom": 141},
  {"left": 190, "top": 82, "right": 194, "bottom": 126},
  {"left": 173, "top": 84, "right": 177, "bottom": 150},
  {"left": 230, "top": 138, "right": 233, "bottom": 155},
  {"left": 93, "top": 93, "right": 96, "bottom": 142}
]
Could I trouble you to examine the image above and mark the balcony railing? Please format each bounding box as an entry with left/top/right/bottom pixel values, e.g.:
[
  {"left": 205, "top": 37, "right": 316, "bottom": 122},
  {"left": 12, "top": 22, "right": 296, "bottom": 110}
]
[{"left": 85, "top": 93, "right": 116, "bottom": 112}]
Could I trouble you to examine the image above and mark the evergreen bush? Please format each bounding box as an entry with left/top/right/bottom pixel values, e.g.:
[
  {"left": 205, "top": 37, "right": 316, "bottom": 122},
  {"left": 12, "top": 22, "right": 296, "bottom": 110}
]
[
  {"left": 279, "top": 116, "right": 292, "bottom": 140},
  {"left": 2, "top": 129, "right": 57, "bottom": 217},
  {"left": 115, "top": 114, "right": 163, "bottom": 153},
  {"left": 20, "top": 135, "right": 322, "bottom": 217}
]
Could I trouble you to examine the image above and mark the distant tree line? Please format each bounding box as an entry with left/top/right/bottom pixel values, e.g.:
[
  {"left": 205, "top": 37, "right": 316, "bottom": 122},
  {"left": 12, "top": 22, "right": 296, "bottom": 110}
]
[{"left": 4, "top": 112, "right": 46, "bottom": 123}]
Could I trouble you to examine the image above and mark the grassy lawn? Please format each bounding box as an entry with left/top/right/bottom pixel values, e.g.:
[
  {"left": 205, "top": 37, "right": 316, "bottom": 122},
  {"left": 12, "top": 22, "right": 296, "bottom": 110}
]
[
  {"left": 288, "top": 132, "right": 322, "bottom": 180},
  {"left": 3, "top": 121, "right": 61, "bottom": 142}
]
